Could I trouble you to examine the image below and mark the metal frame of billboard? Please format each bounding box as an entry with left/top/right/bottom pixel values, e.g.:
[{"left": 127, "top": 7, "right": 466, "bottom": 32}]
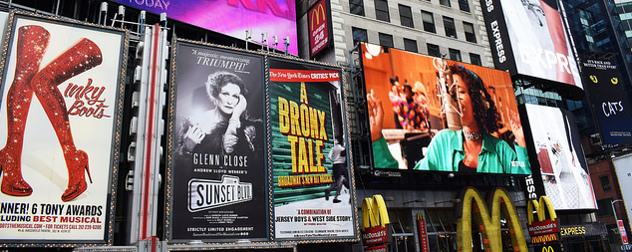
[
  {"left": 165, "top": 39, "right": 269, "bottom": 243},
  {"left": 165, "top": 38, "right": 358, "bottom": 244},
  {"left": 0, "top": 10, "right": 128, "bottom": 246},
  {"left": 267, "top": 54, "right": 359, "bottom": 243}
]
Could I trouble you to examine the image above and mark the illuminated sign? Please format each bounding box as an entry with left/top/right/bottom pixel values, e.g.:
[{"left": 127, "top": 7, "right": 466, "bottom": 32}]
[
  {"left": 527, "top": 196, "right": 560, "bottom": 244},
  {"left": 308, "top": 0, "right": 330, "bottom": 57},
  {"left": 525, "top": 104, "right": 597, "bottom": 210},
  {"left": 580, "top": 54, "right": 632, "bottom": 145},
  {"left": 361, "top": 43, "right": 530, "bottom": 174},
  {"left": 361, "top": 195, "right": 390, "bottom": 250},
  {"left": 479, "top": 0, "right": 582, "bottom": 88},
  {"left": 457, "top": 187, "right": 528, "bottom": 252},
  {"left": 619, "top": 220, "right": 629, "bottom": 244},
  {"left": 112, "top": 0, "right": 298, "bottom": 55},
  {"left": 417, "top": 213, "right": 430, "bottom": 252}
]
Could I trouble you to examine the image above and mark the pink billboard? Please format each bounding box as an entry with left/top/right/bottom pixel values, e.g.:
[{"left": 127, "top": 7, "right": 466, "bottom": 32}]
[{"left": 113, "top": 0, "right": 298, "bottom": 55}]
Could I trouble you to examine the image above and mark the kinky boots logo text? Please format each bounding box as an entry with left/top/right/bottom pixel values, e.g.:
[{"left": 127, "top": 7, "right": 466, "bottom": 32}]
[{"left": 64, "top": 78, "right": 110, "bottom": 119}]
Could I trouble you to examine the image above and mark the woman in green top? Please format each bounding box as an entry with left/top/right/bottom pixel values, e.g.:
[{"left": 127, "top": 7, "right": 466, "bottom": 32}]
[{"left": 413, "top": 65, "right": 530, "bottom": 174}]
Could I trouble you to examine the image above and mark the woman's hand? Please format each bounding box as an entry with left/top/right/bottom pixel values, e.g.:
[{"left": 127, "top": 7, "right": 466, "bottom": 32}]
[
  {"left": 230, "top": 95, "right": 247, "bottom": 128},
  {"left": 183, "top": 124, "right": 205, "bottom": 151},
  {"left": 367, "top": 90, "right": 384, "bottom": 143},
  {"left": 509, "top": 110, "right": 526, "bottom": 147}
]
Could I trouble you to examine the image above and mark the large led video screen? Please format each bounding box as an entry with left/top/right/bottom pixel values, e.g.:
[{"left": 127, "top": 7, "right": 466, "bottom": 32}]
[
  {"left": 113, "top": 0, "right": 298, "bottom": 55},
  {"left": 481, "top": 0, "right": 582, "bottom": 88},
  {"left": 525, "top": 104, "right": 597, "bottom": 210},
  {"left": 361, "top": 43, "right": 531, "bottom": 174}
]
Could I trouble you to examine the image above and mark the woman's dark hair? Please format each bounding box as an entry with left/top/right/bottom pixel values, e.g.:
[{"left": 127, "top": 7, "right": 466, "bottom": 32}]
[
  {"left": 206, "top": 71, "right": 248, "bottom": 100},
  {"left": 449, "top": 65, "right": 500, "bottom": 133}
]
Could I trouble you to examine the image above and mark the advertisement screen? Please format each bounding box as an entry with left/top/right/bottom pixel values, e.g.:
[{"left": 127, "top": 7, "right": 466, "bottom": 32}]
[
  {"left": 167, "top": 42, "right": 268, "bottom": 241},
  {"left": 525, "top": 104, "right": 597, "bottom": 210},
  {"left": 112, "top": 0, "right": 298, "bottom": 55},
  {"left": 362, "top": 43, "right": 531, "bottom": 174},
  {"left": 0, "top": 14, "right": 126, "bottom": 242},
  {"left": 308, "top": 0, "right": 330, "bottom": 57},
  {"left": 481, "top": 0, "right": 582, "bottom": 88},
  {"left": 269, "top": 58, "right": 356, "bottom": 240},
  {"left": 613, "top": 154, "right": 632, "bottom": 237},
  {"left": 579, "top": 54, "right": 632, "bottom": 145}
]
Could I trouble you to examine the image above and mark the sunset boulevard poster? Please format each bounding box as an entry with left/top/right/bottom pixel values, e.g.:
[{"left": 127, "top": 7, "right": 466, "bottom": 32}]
[
  {"left": 269, "top": 58, "right": 355, "bottom": 240},
  {"left": 0, "top": 13, "right": 126, "bottom": 243},
  {"left": 167, "top": 41, "right": 267, "bottom": 241}
]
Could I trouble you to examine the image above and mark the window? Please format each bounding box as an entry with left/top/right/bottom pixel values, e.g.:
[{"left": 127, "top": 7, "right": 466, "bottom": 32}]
[
  {"left": 444, "top": 16, "right": 457, "bottom": 38},
  {"left": 350, "top": 0, "right": 365, "bottom": 16},
  {"left": 352, "top": 27, "right": 368, "bottom": 46},
  {"left": 469, "top": 53, "right": 481, "bottom": 66},
  {"left": 440, "top": 0, "right": 451, "bottom": 7},
  {"left": 427, "top": 43, "right": 441, "bottom": 57},
  {"left": 600, "top": 175, "right": 612, "bottom": 192},
  {"left": 597, "top": 198, "right": 613, "bottom": 216},
  {"left": 399, "top": 4, "right": 414, "bottom": 28},
  {"left": 449, "top": 48, "right": 461, "bottom": 61},
  {"left": 458, "top": 0, "right": 470, "bottom": 12},
  {"left": 375, "top": 0, "right": 390, "bottom": 22},
  {"left": 421, "top": 11, "right": 436, "bottom": 33},
  {"left": 404, "top": 38, "right": 418, "bottom": 53},
  {"left": 379, "top": 33, "right": 394, "bottom": 48},
  {"left": 464, "top": 22, "right": 476, "bottom": 43}
]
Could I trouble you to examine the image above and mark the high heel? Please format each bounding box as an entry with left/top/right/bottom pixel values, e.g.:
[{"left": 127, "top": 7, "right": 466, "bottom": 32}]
[
  {"left": 28, "top": 38, "right": 101, "bottom": 202},
  {"left": 0, "top": 25, "right": 49, "bottom": 197},
  {"left": 61, "top": 150, "right": 91, "bottom": 202},
  {"left": 0, "top": 149, "right": 32, "bottom": 196}
]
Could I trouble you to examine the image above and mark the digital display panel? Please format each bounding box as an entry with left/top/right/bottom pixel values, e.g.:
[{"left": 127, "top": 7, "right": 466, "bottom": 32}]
[
  {"left": 112, "top": 0, "right": 298, "bottom": 55},
  {"left": 361, "top": 43, "right": 531, "bottom": 174},
  {"left": 525, "top": 104, "right": 597, "bottom": 210},
  {"left": 481, "top": 0, "right": 583, "bottom": 88}
]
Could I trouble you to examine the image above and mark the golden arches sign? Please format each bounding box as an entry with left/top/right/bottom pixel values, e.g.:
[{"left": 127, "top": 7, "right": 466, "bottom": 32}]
[
  {"left": 361, "top": 194, "right": 389, "bottom": 229},
  {"left": 310, "top": 3, "right": 326, "bottom": 31},
  {"left": 541, "top": 245, "right": 556, "bottom": 252},
  {"left": 527, "top": 195, "right": 557, "bottom": 226},
  {"left": 457, "top": 187, "right": 528, "bottom": 252}
]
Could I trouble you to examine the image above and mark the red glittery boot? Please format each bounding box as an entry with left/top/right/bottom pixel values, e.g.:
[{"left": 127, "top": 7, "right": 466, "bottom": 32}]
[
  {"left": 0, "top": 25, "right": 50, "bottom": 196},
  {"left": 30, "top": 38, "right": 101, "bottom": 201}
]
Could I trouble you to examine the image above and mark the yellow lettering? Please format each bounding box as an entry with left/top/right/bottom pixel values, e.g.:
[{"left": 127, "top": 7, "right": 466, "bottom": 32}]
[
  {"left": 278, "top": 97, "right": 289, "bottom": 134},
  {"left": 298, "top": 137, "right": 308, "bottom": 173},
  {"left": 318, "top": 110, "right": 328, "bottom": 140},
  {"left": 300, "top": 82, "right": 309, "bottom": 105},
  {"left": 290, "top": 100, "right": 301, "bottom": 136},
  {"left": 300, "top": 105, "right": 311, "bottom": 137},
  {"left": 288, "top": 136, "right": 299, "bottom": 173},
  {"left": 315, "top": 140, "right": 325, "bottom": 172}
]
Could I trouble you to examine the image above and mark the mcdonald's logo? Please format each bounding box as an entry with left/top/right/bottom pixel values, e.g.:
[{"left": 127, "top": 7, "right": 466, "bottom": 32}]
[
  {"left": 361, "top": 195, "right": 390, "bottom": 246},
  {"left": 310, "top": 2, "right": 327, "bottom": 31},
  {"left": 527, "top": 196, "right": 560, "bottom": 243},
  {"left": 541, "top": 245, "right": 555, "bottom": 252},
  {"left": 362, "top": 194, "right": 389, "bottom": 229},
  {"left": 456, "top": 187, "right": 528, "bottom": 252}
]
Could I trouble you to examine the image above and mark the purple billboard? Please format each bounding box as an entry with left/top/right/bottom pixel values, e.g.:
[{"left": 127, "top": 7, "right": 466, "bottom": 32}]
[{"left": 113, "top": 0, "right": 298, "bottom": 55}]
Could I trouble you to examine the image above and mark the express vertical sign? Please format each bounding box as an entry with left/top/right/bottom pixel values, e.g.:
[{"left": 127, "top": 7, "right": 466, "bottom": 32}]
[{"left": 308, "top": 0, "right": 330, "bottom": 57}]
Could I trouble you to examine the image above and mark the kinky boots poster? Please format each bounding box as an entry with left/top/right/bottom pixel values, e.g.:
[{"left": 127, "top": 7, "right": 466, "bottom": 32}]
[
  {"left": 166, "top": 41, "right": 267, "bottom": 242},
  {"left": 0, "top": 13, "right": 126, "bottom": 244},
  {"left": 268, "top": 58, "right": 356, "bottom": 240}
]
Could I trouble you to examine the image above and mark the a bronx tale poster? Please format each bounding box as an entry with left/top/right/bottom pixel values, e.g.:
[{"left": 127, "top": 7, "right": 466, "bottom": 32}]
[
  {"left": 0, "top": 14, "right": 125, "bottom": 242},
  {"left": 269, "top": 58, "right": 355, "bottom": 240},
  {"left": 168, "top": 42, "right": 267, "bottom": 241}
]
